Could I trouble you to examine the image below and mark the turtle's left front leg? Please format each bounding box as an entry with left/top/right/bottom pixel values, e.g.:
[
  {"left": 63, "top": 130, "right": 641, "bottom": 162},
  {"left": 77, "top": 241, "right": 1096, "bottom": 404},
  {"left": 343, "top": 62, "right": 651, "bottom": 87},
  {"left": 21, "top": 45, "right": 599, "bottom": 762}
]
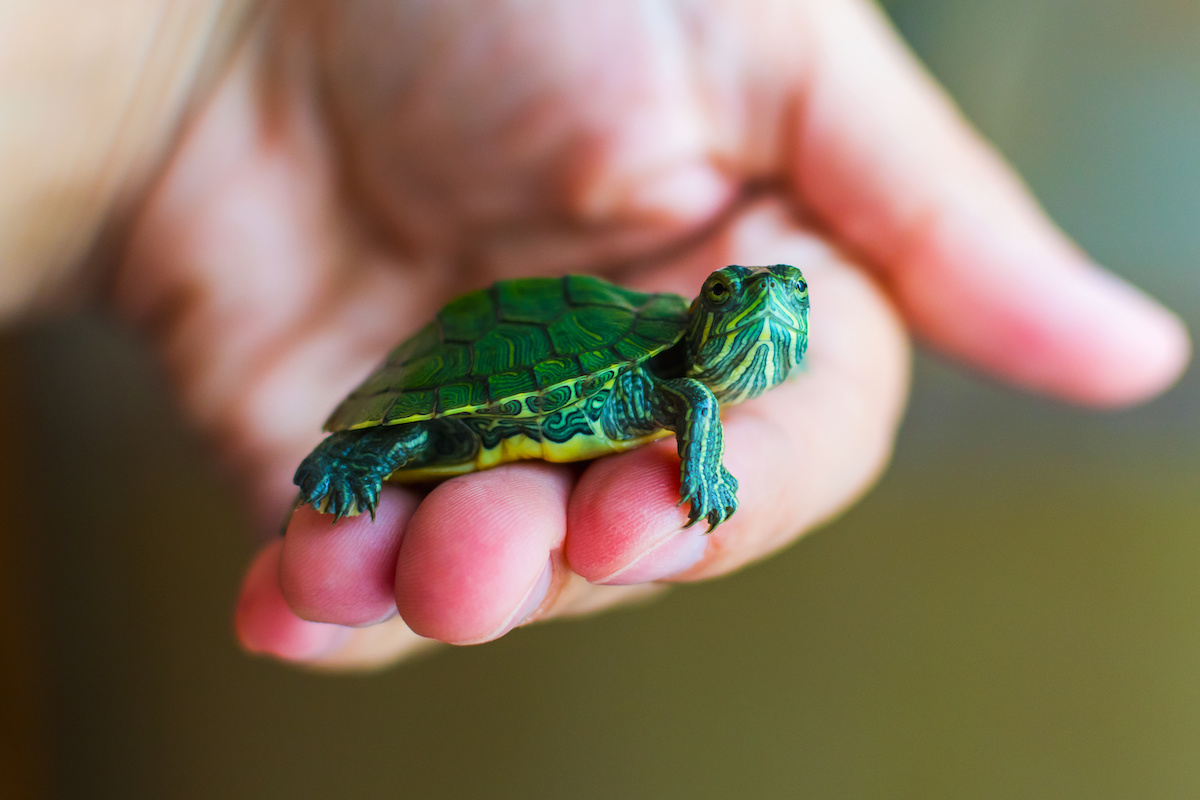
[{"left": 651, "top": 377, "right": 739, "bottom": 532}]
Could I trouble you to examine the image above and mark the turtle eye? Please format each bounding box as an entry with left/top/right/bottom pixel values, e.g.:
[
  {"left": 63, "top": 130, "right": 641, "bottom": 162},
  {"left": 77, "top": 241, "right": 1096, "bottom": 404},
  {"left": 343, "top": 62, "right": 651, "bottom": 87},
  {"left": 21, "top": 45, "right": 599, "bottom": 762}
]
[{"left": 704, "top": 278, "right": 732, "bottom": 305}]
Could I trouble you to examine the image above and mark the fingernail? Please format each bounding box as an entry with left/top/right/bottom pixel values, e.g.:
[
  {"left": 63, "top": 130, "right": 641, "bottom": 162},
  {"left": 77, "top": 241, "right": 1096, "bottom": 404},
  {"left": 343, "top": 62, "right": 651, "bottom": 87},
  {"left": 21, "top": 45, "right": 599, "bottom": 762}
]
[
  {"left": 594, "top": 528, "right": 708, "bottom": 585},
  {"left": 241, "top": 619, "right": 352, "bottom": 662},
  {"left": 304, "top": 624, "right": 354, "bottom": 659},
  {"left": 479, "top": 559, "right": 554, "bottom": 642},
  {"left": 350, "top": 609, "right": 398, "bottom": 629}
]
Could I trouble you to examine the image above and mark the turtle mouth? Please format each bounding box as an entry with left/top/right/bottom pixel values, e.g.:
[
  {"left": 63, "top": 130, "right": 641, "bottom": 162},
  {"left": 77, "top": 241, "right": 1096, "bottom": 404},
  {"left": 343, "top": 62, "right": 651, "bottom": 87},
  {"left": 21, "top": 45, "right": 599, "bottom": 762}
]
[{"left": 726, "top": 314, "right": 805, "bottom": 336}]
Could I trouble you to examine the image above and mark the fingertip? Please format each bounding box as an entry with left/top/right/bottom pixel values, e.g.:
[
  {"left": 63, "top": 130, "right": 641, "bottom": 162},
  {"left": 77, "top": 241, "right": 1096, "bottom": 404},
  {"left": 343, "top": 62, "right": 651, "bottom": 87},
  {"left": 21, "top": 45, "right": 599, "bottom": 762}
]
[
  {"left": 279, "top": 486, "right": 417, "bottom": 626},
  {"left": 901, "top": 209, "right": 1193, "bottom": 407},
  {"left": 235, "top": 540, "right": 351, "bottom": 661},
  {"left": 1056, "top": 271, "right": 1191, "bottom": 407},
  {"left": 567, "top": 444, "right": 698, "bottom": 583},
  {"left": 792, "top": 0, "right": 1191, "bottom": 406},
  {"left": 592, "top": 526, "right": 709, "bottom": 585},
  {"left": 394, "top": 464, "right": 569, "bottom": 645}
]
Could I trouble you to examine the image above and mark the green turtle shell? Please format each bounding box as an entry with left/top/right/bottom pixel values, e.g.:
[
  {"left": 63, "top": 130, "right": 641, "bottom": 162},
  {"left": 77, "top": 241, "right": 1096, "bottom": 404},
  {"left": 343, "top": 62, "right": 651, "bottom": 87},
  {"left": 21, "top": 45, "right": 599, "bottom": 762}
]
[{"left": 324, "top": 275, "right": 689, "bottom": 432}]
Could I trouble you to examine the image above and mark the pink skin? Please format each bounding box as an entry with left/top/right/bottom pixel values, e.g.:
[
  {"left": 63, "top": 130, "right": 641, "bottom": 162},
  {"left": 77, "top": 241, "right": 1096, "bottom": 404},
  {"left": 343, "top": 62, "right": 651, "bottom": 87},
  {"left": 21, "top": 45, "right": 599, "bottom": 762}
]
[
  {"left": 236, "top": 540, "right": 351, "bottom": 661},
  {"left": 279, "top": 487, "right": 418, "bottom": 627},
  {"left": 120, "top": 1, "right": 1188, "bottom": 667},
  {"left": 393, "top": 464, "right": 569, "bottom": 644}
]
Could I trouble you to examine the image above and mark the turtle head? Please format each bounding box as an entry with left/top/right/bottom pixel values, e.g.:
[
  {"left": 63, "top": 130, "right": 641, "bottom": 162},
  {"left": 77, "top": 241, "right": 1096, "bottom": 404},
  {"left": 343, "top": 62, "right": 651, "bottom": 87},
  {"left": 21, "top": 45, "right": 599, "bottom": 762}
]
[{"left": 684, "top": 264, "right": 809, "bottom": 405}]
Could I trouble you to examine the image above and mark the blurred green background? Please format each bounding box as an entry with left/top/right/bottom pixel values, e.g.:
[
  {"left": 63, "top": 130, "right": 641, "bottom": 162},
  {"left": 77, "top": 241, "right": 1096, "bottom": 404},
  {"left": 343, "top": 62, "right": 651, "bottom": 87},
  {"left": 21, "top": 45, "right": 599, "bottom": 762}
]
[{"left": 3, "top": 1, "right": 1200, "bottom": 797}]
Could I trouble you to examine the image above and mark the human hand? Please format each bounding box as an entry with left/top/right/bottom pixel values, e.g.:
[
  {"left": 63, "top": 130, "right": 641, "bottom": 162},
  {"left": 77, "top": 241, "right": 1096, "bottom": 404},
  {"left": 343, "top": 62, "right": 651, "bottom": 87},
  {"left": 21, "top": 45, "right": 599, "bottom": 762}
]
[{"left": 117, "top": 0, "right": 1188, "bottom": 669}]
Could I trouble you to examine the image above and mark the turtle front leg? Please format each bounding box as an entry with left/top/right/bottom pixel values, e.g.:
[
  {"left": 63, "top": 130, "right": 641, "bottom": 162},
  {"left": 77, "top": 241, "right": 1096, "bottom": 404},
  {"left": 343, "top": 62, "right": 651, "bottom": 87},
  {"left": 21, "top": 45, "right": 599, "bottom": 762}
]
[
  {"left": 294, "top": 424, "right": 427, "bottom": 521},
  {"left": 653, "top": 378, "right": 739, "bottom": 532},
  {"left": 296, "top": 418, "right": 482, "bottom": 521}
]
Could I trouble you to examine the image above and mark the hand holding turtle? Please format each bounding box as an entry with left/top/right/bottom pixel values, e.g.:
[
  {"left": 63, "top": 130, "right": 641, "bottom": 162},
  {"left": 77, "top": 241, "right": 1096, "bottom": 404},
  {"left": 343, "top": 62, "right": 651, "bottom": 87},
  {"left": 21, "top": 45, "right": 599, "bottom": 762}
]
[{"left": 115, "top": 1, "right": 1188, "bottom": 668}]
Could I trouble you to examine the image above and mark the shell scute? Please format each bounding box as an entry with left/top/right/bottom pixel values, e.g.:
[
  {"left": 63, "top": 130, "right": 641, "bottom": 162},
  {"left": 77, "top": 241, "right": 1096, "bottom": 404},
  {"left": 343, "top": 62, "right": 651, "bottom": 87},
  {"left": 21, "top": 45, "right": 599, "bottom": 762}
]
[
  {"left": 384, "top": 390, "right": 436, "bottom": 423},
  {"left": 638, "top": 293, "right": 690, "bottom": 321},
  {"left": 437, "top": 382, "right": 486, "bottom": 412},
  {"left": 402, "top": 348, "right": 470, "bottom": 387},
  {"left": 526, "top": 383, "right": 576, "bottom": 414},
  {"left": 486, "top": 369, "right": 538, "bottom": 401},
  {"left": 354, "top": 364, "right": 408, "bottom": 396},
  {"left": 613, "top": 332, "right": 664, "bottom": 361},
  {"left": 581, "top": 369, "right": 615, "bottom": 396},
  {"left": 471, "top": 326, "right": 554, "bottom": 375},
  {"left": 386, "top": 322, "right": 439, "bottom": 366},
  {"left": 486, "top": 398, "right": 524, "bottom": 417},
  {"left": 576, "top": 349, "right": 614, "bottom": 374},
  {"left": 533, "top": 356, "right": 579, "bottom": 389},
  {"left": 547, "top": 305, "right": 625, "bottom": 353},
  {"left": 565, "top": 276, "right": 636, "bottom": 308},
  {"left": 496, "top": 278, "right": 564, "bottom": 323},
  {"left": 328, "top": 393, "right": 395, "bottom": 431},
  {"left": 439, "top": 291, "right": 495, "bottom": 342},
  {"left": 633, "top": 315, "right": 682, "bottom": 345}
]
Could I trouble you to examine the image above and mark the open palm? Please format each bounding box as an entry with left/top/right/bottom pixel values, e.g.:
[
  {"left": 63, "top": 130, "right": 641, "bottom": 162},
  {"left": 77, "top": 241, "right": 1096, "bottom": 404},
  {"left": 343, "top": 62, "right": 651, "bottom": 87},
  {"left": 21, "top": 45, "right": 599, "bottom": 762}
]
[{"left": 118, "top": 0, "right": 1187, "bottom": 669}]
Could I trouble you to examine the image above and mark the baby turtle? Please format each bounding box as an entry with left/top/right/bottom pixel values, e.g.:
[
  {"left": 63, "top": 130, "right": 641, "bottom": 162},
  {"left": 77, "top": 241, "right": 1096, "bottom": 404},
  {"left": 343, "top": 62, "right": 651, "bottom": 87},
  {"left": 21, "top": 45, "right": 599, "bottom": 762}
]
[{"left": 295, "top": 265, "right": 809, "bottom": 531}]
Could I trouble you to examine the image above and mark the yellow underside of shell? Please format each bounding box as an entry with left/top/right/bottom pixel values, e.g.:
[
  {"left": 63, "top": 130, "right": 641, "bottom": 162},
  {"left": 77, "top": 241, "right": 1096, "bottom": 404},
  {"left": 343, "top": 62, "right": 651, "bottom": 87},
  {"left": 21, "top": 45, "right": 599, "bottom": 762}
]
[{"left": 385, "top": 428, "right": 673, "bottom": 482}]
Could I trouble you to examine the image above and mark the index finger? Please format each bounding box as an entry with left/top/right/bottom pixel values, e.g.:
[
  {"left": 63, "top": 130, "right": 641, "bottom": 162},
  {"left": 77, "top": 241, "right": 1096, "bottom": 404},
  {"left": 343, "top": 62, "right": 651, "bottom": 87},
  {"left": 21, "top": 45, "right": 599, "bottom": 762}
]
[{"left": 788, "top": 0, "right": 1188, "bottom": 405}]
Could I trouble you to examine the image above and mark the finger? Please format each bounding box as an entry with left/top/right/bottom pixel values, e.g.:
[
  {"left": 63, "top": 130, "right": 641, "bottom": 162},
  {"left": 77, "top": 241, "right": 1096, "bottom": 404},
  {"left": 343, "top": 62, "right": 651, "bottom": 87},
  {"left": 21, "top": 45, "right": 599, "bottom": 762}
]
[
  {"left": 237, "top": 538, "right": 439, "bottom": 670},
  {"left": 568, "top": 201, "right": 908, "bottom": 583},
  {"left": 789, "top": 0, "right": 1188, "bottom": 405},
  {"left": 393, "top": 463, "right": 572, "bottom": 645},
  {"left": 567, "top": 444, "right": 710, "bottom": 585},
  {"left": 279, "top": 485, "right": 419, "bottom": 626},
  {"left": 236, "top": 539, "right": 352, "bottom": 660}
]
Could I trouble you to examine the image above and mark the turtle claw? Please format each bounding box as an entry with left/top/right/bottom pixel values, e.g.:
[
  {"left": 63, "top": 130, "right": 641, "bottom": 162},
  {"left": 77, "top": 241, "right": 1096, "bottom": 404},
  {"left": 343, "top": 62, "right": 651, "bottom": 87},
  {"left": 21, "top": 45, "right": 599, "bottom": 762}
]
[
  {"left": 324, "top": 475, "right": 377, "bottom": 523},
  {"left": 292, "top": 427, "right": 415, "bottom": 523},
  {"left": 294, "top": 461, "right": 331, "bottom": 509},
  {"left": 353, "top": 482, "right": 380, "bottom": 522},
  {"left": 322, "top": 481, "right": 347, "bottom": 522},
  {"left": 678, "top": 466, "right": 739, "bottom": 533},
  {"left": 293, "top": 449, "right": 383, "bottom": 523}
]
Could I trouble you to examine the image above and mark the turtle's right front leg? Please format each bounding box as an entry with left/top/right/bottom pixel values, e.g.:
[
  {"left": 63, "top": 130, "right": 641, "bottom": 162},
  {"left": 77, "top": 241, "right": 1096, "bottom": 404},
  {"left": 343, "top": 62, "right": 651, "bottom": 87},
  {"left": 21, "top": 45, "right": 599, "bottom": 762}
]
[{"left": 645, "top": 377, "right": 739, "bottom": 532}]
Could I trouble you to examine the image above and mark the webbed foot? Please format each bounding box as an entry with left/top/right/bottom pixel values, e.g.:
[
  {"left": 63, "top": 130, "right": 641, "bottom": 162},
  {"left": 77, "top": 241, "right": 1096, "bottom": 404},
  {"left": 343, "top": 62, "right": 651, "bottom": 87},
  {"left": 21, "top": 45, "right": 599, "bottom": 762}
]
[
  {"left": 678, "top": 464, "right": 739, "bottom": 533},
  {"left": 294, "top": 430, "right": 400, "bottom": 523}
]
